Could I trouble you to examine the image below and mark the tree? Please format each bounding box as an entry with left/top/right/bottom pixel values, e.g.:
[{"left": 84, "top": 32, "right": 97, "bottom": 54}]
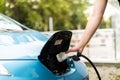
[
  {"left": 0, "top": 0, "right": 5, "bottom": 13},
  {"left": 2, "top": 0, "right": 90, "bottom": 31}
]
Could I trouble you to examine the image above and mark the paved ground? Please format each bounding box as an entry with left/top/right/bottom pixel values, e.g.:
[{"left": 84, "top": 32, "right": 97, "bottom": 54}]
[{"left": 85, "top": 63, "right": 120, "bottom": 80}]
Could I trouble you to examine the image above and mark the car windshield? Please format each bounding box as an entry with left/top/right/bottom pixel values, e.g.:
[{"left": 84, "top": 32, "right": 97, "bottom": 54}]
[{"left": 0, "top": 14, "right": 27, "bottom": 32}]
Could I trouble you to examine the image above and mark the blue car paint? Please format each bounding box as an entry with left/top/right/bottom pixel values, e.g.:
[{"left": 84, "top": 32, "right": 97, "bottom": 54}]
[
  {"left": 0, "top": 60, "right": 57, "bottom": 80},
  {"left": 0, "top": 31, "right": 48, "bottom": 44},
  {"left": 0, "top": 60, "right": 88, "bottom": 80}
]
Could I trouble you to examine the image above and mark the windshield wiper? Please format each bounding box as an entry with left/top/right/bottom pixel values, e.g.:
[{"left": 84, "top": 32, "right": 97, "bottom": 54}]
[{"left": 0, "top": 28, "right": 22, "bottom": 32}]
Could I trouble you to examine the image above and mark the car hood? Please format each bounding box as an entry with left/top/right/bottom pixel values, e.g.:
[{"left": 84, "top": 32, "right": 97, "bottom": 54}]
[
  {"left": 0, "top": 31, "right": 48, "bottom": 59},
  {"left": 0, "top": 30, "right": 48, "bottom": 44}
]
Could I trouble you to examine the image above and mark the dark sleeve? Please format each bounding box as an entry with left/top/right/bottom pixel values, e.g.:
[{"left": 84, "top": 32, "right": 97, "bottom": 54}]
[{"left": 118, "top": 0, "right": 120, "bottom": 5}]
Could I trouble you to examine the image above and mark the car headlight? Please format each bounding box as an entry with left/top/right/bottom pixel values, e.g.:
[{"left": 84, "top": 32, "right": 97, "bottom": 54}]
[
  {"left": 0, "top": 64, "right": 11, "bottom": 76},
  {"left": 83, "top": 75, "right": 89, "bottom": 80}
]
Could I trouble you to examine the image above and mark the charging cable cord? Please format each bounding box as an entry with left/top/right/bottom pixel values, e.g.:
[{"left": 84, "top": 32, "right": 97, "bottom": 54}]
[{"left": 72, "top": 52, "right": 101, "bottom": 80}]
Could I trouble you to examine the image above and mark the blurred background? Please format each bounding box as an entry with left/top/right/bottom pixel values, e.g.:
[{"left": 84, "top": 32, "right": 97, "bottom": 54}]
[
  {"left": 1, "top": 0, "right": 119, "bottom": 31},
  {"left": 0, "top": 0, "right": 120, "bottom": 79}
]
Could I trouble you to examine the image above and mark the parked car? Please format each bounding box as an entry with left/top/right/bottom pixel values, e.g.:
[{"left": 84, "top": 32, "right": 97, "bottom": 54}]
[{"left": 0, "top": 14, "right": 89, "bottom": 80}]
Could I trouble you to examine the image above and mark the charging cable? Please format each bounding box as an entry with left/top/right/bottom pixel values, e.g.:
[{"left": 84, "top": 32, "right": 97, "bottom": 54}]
[{"left": 74, "top": 52, "right": 101, "bottom": 80}]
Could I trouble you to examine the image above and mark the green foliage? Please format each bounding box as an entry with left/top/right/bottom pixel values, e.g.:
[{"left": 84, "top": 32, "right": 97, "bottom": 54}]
[
  {"left": 115, "top": 64, "right": 120, "bottom": 69},
  {"left": 2, "top": 0, "right": 90, "bottom": 31},
  {"left": 0, "top": 0, "right": 5, "bottom": 13},
  {"left": 115, "top": 74, "right": 120, "bottom": 80},
  {"left": 99, "top": 19, "right": 111, "bottom": 29}
]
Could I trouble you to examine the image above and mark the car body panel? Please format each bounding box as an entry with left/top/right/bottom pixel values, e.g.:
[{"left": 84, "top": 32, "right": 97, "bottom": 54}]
[
  {"left": 0, "top": 60, "right": 88, "bottom": 80},
  {"left": 0, "top": 60, "right": 57, "bottom": 80}
]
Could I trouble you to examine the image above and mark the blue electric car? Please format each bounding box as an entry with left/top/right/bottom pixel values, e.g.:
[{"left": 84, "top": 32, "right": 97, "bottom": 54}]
[{"left": 0, "top": 14, "right": 89, "bottom": 80}]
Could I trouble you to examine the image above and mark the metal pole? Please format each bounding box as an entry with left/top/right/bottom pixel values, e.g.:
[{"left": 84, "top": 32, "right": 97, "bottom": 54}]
[{"left": 49, "top": 17, "right": 53, "bottom": 31}]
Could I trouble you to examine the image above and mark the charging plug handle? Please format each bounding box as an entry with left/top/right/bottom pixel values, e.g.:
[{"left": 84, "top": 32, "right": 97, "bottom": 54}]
[
  {"left": 72, "top": 52, "right": 81, "bottom": 61},
  {"left": 72, "top": 55, "right": 80, "bottom": 61}
]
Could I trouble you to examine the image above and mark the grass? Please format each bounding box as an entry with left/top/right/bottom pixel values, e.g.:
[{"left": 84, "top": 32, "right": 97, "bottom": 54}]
[{"left": 115, "top": 74, "right": 120, "bottom": 80}]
